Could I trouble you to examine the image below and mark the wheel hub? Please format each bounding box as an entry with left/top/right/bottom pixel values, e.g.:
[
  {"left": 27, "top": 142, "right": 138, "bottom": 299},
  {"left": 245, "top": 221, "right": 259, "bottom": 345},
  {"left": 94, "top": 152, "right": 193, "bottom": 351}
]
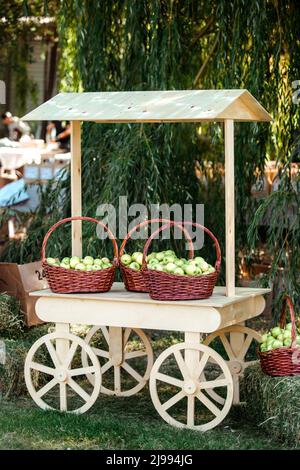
[
  {"left": 56, "top": 368, "right": 68, "bottom": 382},
  {"left": 183, "top": 380, "right": 197, "bottom": 395},
  {"left": 228, "top": 360, "right": 243, "bottom": 375}
]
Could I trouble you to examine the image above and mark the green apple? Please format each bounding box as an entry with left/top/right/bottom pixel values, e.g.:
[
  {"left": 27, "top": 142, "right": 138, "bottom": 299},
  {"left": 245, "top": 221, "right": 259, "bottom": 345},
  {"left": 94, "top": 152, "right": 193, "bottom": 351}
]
[
  {"left": 165, "top": 249, "right": 175, "bottom": 256},
  {"left": 271, "top": 327, "right": 281, "bottom": 338},
  {"left": 266, "top": 336, "right": 275, "bottom": 345},
  {"left": 102, "top": 262, "right": 112, "bottom": 269},
  {"left": 260, "top": 343, "right": 267, "bottom": 352},
  {"left": 129, "top": 262, "right": 140, "bottom": 271},
  {"left": 184, "top": 264, "right": 197, "bottom": 276},
  {"left": 120, "top": 254, "right": 132, "bottom": 266},
  {"left": 153, "top": 264, "right": 164, "bottom": 272},
  {"left": 156, "top": 252, "right": 165, "bottom": 261},
  {"left": 132, "top": 252, "right": 142, "bottom": 263},
  {"left": 174, "top": 259, "right": 184, "bottom": 267},
  {"left": 83, "top": 256, "right": 94, "bottom": 266},
  {"left": 261, "top": 333, "right": 269, "bottom": 343},
  {"left": 207, "top": 266, "right": 215, "bottom": 273},
  {"left": 286, "top": 323, "right": 292, "bottom": 331},
  {"left": 135, "top": 253, "right": 143, "bottom": 266},
  {"left": 283, "top": 329, "right": 292, "bottom": 339},
  {"left": 283, "top": 338, "right": 292, "bottom": 347},
  {"left": 75, "top": 263, "right": 86, "bottom": 271},
  {"left": 277, "top": 333, "right": 284, "bottom": 342},
  {"left": 266, "top": 344, "right": 273, "bottom": 351},
  {"left": 46, "top": 257, "right": 57, "bottom": 266},
  {"left": 85, "top": 266, "right": 93, "bottom": 271},
  {"left": 174, "top": 267, "right": 185, "bottom": 276},
  {"left": 70, "top": 256, "right": 81, "bottom": 268},
  {"left": 146, "top": 253, "right": 156, "bottom": 261},
  {"left": 61, "top": 257, "right": 70, "bottom": 265},
  {"left": 165, "top": 262, "right": 177, "bottom": 273},
  {"left": 60, "top": 262, "right": 70, "bottom": 270},
  {"left": 272, "top": 339, "right": 283, "bottom": 349},
  {"left": 92, "top": 264, "right": 102, "bottom": 270},
  {"left": 94, "top": 258, "right": 102, "bottom": 265},
  {"left": 163, "top": 255, "right": 175, "bottom": 264},
  {"left": 148, "top": 258, "right": 159, "bottom": 266},
  {"left": 101, "top": 257, "right": 110, "bottom": 264}
]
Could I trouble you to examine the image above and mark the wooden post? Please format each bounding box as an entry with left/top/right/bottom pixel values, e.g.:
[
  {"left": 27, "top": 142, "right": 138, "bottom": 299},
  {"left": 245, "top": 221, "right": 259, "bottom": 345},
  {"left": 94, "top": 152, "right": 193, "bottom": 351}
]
[
  {"left": 71, "top": 121, "right": 82, "bottom": 257},
  {"left": 224, "top": 119, "right": 235, "bottom": 297}
]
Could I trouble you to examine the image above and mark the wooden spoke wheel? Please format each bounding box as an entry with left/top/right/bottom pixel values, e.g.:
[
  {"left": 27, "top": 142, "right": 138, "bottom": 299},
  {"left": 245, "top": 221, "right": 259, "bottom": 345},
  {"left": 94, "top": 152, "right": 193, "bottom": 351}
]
[
  {"left": 24, "top": 332, "right": 101, "bottom": 413},
  {"left": 149, "top": 342, "right": 233, "bottom": 431},
  {"left": 82, "top": 326, "right": 153, "bottom": 396},
  {"left": 204, "top": 326, "right": 261, "bottom": 404}
]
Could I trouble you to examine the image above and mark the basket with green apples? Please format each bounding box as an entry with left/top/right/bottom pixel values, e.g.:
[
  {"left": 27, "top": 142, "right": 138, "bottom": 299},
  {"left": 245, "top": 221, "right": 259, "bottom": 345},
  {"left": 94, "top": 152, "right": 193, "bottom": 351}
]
[
  {"left": 258, "top": 295, "right": 300, "bottom": 377},
  {"left": 119, "top": 218, "right": 197, "bottom": 293},
  {"left": 42, "top": 216, "right": 119, "bottom": 294},
  {"left": 141, "top": 220, "right": 221, "bottom": 301}
]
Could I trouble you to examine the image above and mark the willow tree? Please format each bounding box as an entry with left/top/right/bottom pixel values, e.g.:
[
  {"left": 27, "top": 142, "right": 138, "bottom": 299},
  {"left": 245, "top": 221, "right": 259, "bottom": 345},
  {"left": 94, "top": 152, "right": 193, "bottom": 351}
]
[{"left": 2, "top": 1, "right": 300, "bottom": 309}]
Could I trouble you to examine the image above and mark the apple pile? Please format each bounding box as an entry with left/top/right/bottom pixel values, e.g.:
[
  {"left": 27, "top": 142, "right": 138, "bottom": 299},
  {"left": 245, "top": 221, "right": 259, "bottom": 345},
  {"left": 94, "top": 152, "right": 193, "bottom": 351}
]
[
  {"left": 46, "top": 256, "right": 113, "bottom": 271},
  {"left": 120, "top": 250, "right": 215, "bottom": 276},
  {"left": 260, "top": 323, "right": 300, "bottom": 352}
]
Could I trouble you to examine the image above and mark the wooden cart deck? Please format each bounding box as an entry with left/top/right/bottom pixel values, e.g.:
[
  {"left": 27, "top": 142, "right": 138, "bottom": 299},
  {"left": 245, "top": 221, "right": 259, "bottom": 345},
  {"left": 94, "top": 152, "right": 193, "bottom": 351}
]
[{"left": 31, "top": 283, "right": 270, "bottom": 334}]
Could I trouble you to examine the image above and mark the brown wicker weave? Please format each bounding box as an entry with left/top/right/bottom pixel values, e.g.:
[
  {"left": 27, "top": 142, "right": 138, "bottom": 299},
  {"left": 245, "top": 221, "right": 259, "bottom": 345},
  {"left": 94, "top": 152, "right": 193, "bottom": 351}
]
[
  {"left": 258, "top": 296, "right": 300, "bottom": 377},
  {"left": 142, "top": 221, "right": 221, "bottom": 301},
  {"left": 119, "top": 218, "right": 194, "bottom": 293},
  {"left": 42, "top": 216, "right": 119, "bottom": 294}
]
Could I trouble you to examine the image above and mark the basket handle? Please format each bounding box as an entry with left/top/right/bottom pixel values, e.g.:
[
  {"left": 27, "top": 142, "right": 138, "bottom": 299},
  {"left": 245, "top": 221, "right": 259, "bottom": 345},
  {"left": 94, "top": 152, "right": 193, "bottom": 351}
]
[
  {"left": 279, "top": 295, "right": 298, "bottom": 348},
  {"left": 41, "top": 216, "right": 119, "bottom": 266},
  {"left": 142, "top": 220, "right": 221, "bottom": 271},
  {"left": 119, "top": 218, "right": 194, "bottom": 259}
]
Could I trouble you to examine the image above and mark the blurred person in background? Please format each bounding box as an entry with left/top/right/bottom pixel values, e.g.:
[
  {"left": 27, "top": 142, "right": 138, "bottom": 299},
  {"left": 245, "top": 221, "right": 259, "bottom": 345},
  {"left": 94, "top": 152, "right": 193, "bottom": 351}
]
[
  {"left": 46, "top": 120, "right": 70, "bottom": 151},
  {"left": 1, "top": 111, "right": 31, "bottom": 141}
]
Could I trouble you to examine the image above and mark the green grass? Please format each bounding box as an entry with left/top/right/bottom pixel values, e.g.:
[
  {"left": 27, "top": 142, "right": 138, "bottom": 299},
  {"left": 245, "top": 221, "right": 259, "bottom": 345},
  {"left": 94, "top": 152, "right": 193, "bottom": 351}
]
[{"left": 0, "top": 391, "right": 290, "bottom": 450}]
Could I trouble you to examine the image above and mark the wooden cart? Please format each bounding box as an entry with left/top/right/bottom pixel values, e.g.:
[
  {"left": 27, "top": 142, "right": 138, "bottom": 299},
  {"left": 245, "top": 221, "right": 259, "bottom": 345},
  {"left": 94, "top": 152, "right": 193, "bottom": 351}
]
[{"left": 22, "top": 90, "right": 272, "bottom": 431}]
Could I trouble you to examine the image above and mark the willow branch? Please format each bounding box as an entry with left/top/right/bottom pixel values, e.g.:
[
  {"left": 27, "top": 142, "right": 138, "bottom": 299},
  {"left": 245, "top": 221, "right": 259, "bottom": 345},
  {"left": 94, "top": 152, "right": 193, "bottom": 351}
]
[
  {"left": 191, "top": 16, "right": 215, "bottom": 46},
  {"left": 193, "top": 33, "right": 219, "bottom": 86}
]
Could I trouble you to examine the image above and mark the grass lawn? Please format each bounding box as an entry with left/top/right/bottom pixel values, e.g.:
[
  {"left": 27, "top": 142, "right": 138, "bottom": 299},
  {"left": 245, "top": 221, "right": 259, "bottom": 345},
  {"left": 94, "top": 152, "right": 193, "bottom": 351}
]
[
  {"left": 0, "top": 390, "right": 288, "bottom": 450},
  {"left": 0, "top": 326, "right": 291, "bottom": 450}
]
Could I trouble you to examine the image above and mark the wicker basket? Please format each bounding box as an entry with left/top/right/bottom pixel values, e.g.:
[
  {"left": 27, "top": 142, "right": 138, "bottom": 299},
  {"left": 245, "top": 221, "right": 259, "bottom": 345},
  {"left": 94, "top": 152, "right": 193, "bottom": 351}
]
[
  {"left": 42, "top": 216, "right": 119, "bottom": 294},
  {"left": 119, "top": 218, "right": 194, "bottom": 293},
  {"left": 141, "top": 221, "right": 221, "bottom": 301},
  {"left": 258, "top": 295, "right": 300, "bottom": 377}
]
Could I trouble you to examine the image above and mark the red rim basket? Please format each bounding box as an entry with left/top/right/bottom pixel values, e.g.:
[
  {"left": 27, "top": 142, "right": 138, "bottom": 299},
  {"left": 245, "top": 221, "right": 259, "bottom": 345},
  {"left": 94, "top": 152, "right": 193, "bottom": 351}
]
[
  {"left": 42, "top": 216, "right": 119, "bottom": 294},
  {"left": 258, "top": 295, "right": 300, "bottom": 377},
  {"left": 119, "top": 218, "right": 194, "bottom": 293},
  {"left": 141, "top": 221, "right": 221, "bottom": 301}
]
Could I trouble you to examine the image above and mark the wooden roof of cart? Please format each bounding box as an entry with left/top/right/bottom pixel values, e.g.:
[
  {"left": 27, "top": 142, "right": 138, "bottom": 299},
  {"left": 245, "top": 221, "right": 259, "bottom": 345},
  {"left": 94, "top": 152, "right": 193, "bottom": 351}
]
[{"left": 22, "top": 89, "right": 272, "bottom": 123}]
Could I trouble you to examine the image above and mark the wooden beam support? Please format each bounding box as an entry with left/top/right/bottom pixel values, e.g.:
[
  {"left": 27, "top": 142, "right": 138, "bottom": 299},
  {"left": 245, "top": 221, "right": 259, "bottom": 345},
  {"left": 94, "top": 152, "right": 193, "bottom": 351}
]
[
  {"left": 224, "top": 120, "right": 235, "bottom": 297},
  {"left": 70, "top": 121, "right": 82, "bottom": 257}
]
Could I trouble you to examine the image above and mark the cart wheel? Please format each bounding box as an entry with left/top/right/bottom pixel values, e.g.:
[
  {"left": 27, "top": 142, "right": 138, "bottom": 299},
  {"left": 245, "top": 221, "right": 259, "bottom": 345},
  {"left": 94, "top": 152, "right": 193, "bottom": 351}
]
[
  {"left": 82, "top": 326, "right": 153, "bottom": 396},
  {"left": 149, "top": 342, "right": 233, "bottom": 431},
  {"left": 24, "top": 332, "right": 101, "bottom": 413},
  {"left": 204, "top": 326, "right": 261, "bottom": 404}
]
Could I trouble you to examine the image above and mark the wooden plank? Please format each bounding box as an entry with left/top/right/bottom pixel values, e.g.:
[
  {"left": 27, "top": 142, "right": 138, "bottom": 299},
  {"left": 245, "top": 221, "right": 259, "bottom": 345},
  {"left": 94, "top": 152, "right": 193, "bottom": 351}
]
[
  {"left": 71, "top": 121, "right": 82, "bottom": 257},
  {"left": 30, "top": 283, "right": 271, "bottom": 308},
  {"left": 109, "top": 327, "right": 124, "bottom": 366},
  {"left": 224, "top": 119, "right": 235, "bottom": 297},
  {"left": 22, "top": 90, "right": 272, "bottom": 123},
  {"left": 35, "top": 292, "right": 267, "bottom": 334}
]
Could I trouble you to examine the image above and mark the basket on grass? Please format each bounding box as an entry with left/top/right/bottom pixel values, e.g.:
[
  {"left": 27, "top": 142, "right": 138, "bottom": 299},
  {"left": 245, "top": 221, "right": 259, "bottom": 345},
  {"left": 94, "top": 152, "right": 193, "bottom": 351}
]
[
  {"left": 258, "top": 295, "right": 300, "bottom": 377},
  {"left": 119, "top": 218, "right": 194, "bottom": 293},
  {"left": 42, "top": 216, "right": 119, "bottom": 294},
  {"left": 141, "top": 221, "right": 221, "bottom": 301}
]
